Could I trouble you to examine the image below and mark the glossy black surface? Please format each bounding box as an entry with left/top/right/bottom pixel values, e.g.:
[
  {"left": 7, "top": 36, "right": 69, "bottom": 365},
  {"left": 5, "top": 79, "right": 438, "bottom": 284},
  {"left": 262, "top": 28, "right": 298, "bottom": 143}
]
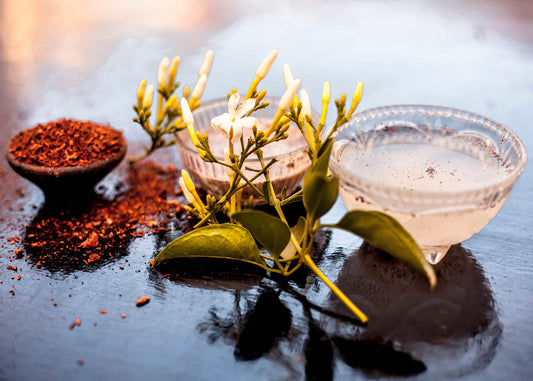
[{"left": 1, "top": 1, "right": 532, "bottom": 380}]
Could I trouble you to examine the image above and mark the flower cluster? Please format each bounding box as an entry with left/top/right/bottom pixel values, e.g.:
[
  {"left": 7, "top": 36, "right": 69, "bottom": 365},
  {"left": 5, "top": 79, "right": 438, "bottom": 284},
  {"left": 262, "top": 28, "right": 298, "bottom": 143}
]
[
  {"left": 131, "top": 50, "right": 214, "bottom": 162},
  {"left": 139, "top": 49, "right": 435, "bottom": 324}
]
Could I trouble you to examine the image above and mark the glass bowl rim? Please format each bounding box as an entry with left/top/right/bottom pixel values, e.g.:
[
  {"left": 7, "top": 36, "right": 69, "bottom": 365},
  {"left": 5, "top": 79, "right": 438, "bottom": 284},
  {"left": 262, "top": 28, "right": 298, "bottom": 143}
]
[
  {"left": 330, "top": 104, "right": 528, "bottom": 200},
  {"left": 174, "top": 96, "right": 312, "bottom": 161}
]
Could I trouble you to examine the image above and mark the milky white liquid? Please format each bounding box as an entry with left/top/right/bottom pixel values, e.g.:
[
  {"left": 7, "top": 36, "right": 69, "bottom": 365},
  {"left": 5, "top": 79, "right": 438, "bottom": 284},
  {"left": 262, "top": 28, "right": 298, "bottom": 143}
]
[{"left": 334, "top": 141, "right": 508, "bottom": 253}]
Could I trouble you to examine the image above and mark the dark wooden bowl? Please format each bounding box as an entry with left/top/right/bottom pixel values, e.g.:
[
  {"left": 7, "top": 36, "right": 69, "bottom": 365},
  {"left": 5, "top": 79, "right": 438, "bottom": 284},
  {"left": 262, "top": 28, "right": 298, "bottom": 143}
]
[{"left": 6, "top": 133, "right": 127, "bottom": 199}]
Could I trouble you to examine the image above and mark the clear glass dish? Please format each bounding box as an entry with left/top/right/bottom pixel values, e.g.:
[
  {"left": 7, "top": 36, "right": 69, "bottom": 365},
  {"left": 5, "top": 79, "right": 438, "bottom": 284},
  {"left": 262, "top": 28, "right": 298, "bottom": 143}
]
[
  {"left": 329, "top": 105, "right": 527, "bottom": 264},
  {"left": 175, "top": 97, "right": 311, "bottom": 201}
]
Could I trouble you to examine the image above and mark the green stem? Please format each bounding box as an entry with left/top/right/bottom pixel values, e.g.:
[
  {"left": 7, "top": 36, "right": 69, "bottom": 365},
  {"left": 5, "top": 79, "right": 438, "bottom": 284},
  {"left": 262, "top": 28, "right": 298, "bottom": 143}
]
[
  {"left": 280, "top": 189, "right": 302, "bottom": 206},
  {"left": 272, "top": 188, "right": 368, "bottom": 323}
]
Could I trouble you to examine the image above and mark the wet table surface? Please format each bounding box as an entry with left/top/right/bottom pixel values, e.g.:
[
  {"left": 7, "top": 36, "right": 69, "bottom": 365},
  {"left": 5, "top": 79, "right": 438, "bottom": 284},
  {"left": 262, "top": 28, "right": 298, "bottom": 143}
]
[{"left": 1, "top": 0, "right": 532, "bottom": 380}]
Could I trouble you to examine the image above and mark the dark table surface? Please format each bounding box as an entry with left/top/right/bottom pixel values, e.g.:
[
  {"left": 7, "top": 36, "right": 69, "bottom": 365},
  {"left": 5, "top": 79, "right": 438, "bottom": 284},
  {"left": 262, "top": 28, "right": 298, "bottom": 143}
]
[{"left": 1, "top": 0, "right": 532, "bottom": 380}]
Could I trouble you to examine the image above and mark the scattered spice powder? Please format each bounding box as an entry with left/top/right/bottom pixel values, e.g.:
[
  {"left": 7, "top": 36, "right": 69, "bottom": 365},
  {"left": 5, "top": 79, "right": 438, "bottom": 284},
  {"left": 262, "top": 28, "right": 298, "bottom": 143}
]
[
  {"left": 426, "top": 166, "right": 437, "bottom": 178},
  {"left": 23, "top": 161, "right": 185, "bottom": 271},
  {"left": 8, "top": 119, "right": 124, "bottom": 167}
]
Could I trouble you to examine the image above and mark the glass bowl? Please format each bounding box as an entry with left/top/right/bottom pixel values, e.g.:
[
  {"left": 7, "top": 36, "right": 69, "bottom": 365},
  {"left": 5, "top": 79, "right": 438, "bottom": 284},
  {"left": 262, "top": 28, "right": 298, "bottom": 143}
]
[
  {"left": 329, "top": 105, "right": 527, "bottom": 264},
  {"left": 175, "top": 97, "right": 311, "bottom": 201}
]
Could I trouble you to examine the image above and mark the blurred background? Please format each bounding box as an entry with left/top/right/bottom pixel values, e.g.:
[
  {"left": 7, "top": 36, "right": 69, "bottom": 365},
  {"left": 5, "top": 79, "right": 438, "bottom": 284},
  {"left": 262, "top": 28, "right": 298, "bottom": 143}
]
[{"left": 1, "top": 0, "right": 532, "bottom": 142}]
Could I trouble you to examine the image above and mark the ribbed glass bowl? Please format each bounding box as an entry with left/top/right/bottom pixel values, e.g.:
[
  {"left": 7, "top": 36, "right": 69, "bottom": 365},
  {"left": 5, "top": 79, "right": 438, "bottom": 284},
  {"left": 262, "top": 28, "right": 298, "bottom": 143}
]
[
  {"left": 329, "top": 105, "right": 527, "bottom": 264},
  {"left": 175, "top": 97, "right": 311, "bottom": 201}
]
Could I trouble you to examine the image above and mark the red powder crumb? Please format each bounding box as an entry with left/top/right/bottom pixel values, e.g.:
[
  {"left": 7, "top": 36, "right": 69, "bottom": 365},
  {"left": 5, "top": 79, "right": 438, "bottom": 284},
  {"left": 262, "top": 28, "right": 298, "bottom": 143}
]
[
  {"left": 121, "top": 313, "right": 126, "bottom": 319},
  {"left": 100, "top": 309, "right": 107, "bottom": 314},
  {"left": 80, "top": 232, "right": 99, "bottom": 249},
  {"left": 8, "top": 119, "right": 123, "bottom": 168},
  {"left": 69, "top": 317, "right": 82, "bottom": 330},
  {"left": 7, "top": 237, "right": 19, "bottom": 244},
  {"left": 136, "top": 296, "right": 150, "bottom": 307},
  {"left": 6, "top": 265, "right": 17, "bottom": 271}
]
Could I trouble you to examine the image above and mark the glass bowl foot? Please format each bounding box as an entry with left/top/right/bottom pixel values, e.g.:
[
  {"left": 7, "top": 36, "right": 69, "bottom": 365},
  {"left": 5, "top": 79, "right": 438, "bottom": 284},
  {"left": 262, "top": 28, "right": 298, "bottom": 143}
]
[{"left": 423, "top": 245, "right": 451, "bottom": 265}]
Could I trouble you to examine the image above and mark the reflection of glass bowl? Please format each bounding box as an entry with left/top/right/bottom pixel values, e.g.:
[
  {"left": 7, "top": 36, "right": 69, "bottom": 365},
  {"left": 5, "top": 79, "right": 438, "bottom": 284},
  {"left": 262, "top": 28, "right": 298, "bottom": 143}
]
[
  {"left": 175, "top": 97, "right": 311, "bottom": 201},
  {"left": 329, "top": 105, "right": 527, "bottom": 264}
]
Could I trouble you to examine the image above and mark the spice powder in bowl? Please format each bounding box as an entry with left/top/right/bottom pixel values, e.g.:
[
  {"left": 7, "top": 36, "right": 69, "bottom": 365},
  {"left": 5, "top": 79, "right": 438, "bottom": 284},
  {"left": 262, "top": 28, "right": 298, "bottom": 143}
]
[{"left": 7, "top": 119, "right": 127, "bottom": 197}]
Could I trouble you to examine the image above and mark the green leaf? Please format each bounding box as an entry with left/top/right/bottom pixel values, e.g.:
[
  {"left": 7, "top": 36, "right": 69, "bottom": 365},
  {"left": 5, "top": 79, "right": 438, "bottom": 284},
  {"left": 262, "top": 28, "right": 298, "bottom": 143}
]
[
  {"left": 262, "top": 180, "right": 272, "bottom": 205},
  {"left": 303, "top": 141, "right": 338, "bottom": 220},
  {"left": 334, "top": 210, "right": 437, "bottom": 289},
  {"left": 152, "top": 224, "right": 266, "bottom": 268},
  {"left": 280, "top": 216, "right": 306, "bottom": 260},
  {"left": 280, "top": 190, "right": 302, "bottom": 206},
  {"left": 303, "top": 175, "right": 339, "bottom": 220},
  {"left": 313, "top": 139, "right": 333, "bottom": 177},
  {"left": 232, "top": 210, "right": 291, "bottom": 258}
]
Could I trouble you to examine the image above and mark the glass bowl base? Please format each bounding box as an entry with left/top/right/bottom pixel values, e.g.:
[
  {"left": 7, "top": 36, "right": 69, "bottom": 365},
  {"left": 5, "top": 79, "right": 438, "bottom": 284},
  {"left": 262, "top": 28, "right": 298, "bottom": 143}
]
[{"left": 422, "top": 245, "right": 451, "bottom": 265}]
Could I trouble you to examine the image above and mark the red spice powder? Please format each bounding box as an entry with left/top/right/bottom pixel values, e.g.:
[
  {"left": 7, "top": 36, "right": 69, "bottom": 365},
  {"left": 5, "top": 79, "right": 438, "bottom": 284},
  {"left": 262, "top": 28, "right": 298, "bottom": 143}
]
[
  {"left": 22, "top": 161, "right": 185, "bottom": 271},
  {"left": 9, "top": 119, "right": 123, "bottom": 167}
]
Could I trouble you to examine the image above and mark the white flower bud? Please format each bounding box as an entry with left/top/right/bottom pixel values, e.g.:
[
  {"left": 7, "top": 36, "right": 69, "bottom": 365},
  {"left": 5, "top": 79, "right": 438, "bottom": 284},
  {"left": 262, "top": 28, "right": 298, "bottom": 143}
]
[
  {"left": 181, "top": 169, "right": 197, "bottom": 193},
  {"left": 167, "top": 56, "right": 180, "bottom": 85},
  {"left": 300, "top": 89, "right": 311, "bottom": 118},
  {"left": 157, "top": 57, "right": 170, "bottom": 88},
  {"left": 283, "top": 64, "right": 294, "bottom": 89},
  {"left": 322, "top": 81, "right": 331, "bottom": 104},
  {"left": 278, "top": 78, "right": 301, "bottom": 110},
  {"left": 179, "top": 177, "right": 196, "bottom": 205},
  {"left": 181, "top": 97, "right": 193, "bottom": 124},
  {"left": 199, "top": 50, "right": 214, "bottom": 77},
  {"left": 256, "top": 49, "right": 278, "bottom": 80},
  {"left": 143, "top": 85, "right": 155, "bottom": 109},
  {"left": 137, "top": 79, "right": 147, "bottom": 107},
  {"left": 191, "top": 74, "right": 207, "bottom": 102}
]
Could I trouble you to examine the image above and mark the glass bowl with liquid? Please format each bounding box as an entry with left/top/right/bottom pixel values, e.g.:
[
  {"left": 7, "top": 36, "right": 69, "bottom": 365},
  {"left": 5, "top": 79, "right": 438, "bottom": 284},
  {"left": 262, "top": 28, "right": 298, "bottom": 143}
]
[
  {"left": 175, "top": 97, "right": 312, "bottom": 201},
  {"left": 329, "top": 105, "right": 527, "bottom": 264}
]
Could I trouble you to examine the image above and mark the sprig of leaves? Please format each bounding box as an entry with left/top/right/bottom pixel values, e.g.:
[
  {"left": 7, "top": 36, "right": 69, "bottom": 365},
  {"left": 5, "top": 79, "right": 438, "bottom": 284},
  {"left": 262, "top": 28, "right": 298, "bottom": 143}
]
[{"left": 150, "top": 51, "right": 436, "bottom": 323}]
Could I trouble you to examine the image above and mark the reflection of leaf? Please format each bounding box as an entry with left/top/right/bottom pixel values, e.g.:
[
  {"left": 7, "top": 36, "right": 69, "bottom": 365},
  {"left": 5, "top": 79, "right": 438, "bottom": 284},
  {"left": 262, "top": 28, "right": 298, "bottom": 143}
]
[
  {"left": 152, "top": 224, "right": 266, "bottom": 268},
  {"left": 280, "top": 216, "right": 306, "bottom": 260},
  {"left": 304, "top": 321, "right": 334, "bottom": 381},
  {"left": 303, "top": 143, "right": 338, "bottom": 220},
  {"left": 333, "top": 337, "right": 426, "bottom": 376},
  {"left": 234, "top": 289, "right": 292, "bottom": 361},
  {"left": 232, "top": 210, "right": 290, "bottom": 258},
  {"left": 333, "top": 211, "right": 436, "bottom": 289}
]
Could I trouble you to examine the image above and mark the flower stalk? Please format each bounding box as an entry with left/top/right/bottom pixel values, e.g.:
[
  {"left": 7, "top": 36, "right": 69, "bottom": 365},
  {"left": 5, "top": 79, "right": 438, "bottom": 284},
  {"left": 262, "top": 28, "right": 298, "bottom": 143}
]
[{"left": 130, "top": 51, "right": 213, "bottom": 162}]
